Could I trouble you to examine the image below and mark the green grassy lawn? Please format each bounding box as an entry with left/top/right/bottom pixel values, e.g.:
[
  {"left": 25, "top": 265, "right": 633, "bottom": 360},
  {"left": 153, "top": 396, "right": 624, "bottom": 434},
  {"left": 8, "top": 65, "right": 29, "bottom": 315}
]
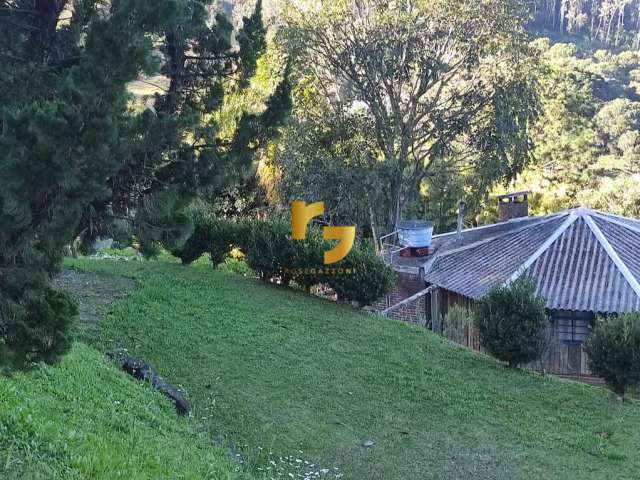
[
  {"left": 0, "top": 343, "right": 248, "bottom": 480},
  {"left": 60, "top": 257, "right": 640, "bottom": 480}
]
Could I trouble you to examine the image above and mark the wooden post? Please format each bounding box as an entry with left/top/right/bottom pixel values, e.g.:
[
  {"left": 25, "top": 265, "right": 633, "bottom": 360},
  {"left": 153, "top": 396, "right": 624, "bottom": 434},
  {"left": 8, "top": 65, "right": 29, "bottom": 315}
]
[{"left": 430, "top": 287, "right": 440, "bottom": 333}]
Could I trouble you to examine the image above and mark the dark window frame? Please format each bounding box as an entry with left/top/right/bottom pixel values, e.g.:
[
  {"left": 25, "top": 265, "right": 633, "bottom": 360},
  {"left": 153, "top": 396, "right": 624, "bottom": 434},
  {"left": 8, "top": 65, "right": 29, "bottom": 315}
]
[{"left": 550, "top": 310, "right": 593, "bottom": 343}]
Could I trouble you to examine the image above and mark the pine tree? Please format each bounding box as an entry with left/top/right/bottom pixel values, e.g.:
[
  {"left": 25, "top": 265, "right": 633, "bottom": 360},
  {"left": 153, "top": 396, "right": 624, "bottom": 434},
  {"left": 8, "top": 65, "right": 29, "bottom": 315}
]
[
  {"left": 79, "top": 0, "right": 292, "bottom": 256},
  {"left": 0, "top": 0, "right": 290, "bottom": 367},
  {"left": 0, "top": 0, "right": 169, "bottom": 366}
]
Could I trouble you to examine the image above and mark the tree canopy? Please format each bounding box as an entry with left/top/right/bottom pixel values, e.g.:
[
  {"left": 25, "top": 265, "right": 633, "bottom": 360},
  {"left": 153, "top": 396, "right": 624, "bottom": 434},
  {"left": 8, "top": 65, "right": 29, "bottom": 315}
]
[
  {"left": 274, "top": 0, "right": 539, "bottom": 238},
  {"left": 531, "top": 0, "right": 640, "bottom": 48},
  {"left": 499, "top": 40, "right": 640, "bottom": 220},
  {"left": 0, "top": 0, "right": 290, "bottom": 366}
]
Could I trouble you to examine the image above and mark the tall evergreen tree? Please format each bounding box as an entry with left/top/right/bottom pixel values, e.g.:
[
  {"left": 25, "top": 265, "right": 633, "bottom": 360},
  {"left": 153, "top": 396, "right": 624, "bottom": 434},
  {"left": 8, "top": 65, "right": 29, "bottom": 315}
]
[
  {"left": 0, "top": 0, "right": 290, "bottom": 367},
  {"left": 0, "top": 0, "right": 170, "bottom": 366},
  {"left": 79, "top": 0, "right": 291, "bottom": 256}
]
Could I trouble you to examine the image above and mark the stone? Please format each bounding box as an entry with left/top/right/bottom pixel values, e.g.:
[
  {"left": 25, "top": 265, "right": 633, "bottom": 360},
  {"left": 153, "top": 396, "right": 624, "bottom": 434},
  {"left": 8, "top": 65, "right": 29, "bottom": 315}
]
[{"left": 107, "top": 348, "right": 190, "bottom": 416}]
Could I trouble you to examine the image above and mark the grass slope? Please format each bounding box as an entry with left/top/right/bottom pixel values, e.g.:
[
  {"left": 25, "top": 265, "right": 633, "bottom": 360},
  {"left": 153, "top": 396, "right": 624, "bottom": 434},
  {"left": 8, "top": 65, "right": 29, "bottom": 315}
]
[
  {"left": 0, "top": 344, "right": 248, "bottom": 480},
  {"left": 66, "top": 258, "right": 640, "bottom": 480}
]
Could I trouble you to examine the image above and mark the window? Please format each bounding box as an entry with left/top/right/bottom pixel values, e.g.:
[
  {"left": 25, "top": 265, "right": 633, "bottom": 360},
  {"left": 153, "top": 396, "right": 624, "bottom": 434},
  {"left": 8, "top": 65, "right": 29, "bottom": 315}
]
[{"left": 553, "top": 311, "right": 592, "bottom": 343}]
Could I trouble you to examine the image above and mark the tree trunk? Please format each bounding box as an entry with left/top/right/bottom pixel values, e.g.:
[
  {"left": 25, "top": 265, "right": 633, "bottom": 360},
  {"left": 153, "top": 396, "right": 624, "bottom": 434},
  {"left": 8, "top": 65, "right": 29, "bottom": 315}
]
[
  {"left": 158, "top": 30, "right": 186, "bottom": 115},
  {"left": 369, "top": 204, "right": 379, "bottom": 253},
  {"left": 386, "top": 179, "right": 402, "bottom": 234},
  {"left": 29, "top": 0, "right": 69, "bottom": 62}
]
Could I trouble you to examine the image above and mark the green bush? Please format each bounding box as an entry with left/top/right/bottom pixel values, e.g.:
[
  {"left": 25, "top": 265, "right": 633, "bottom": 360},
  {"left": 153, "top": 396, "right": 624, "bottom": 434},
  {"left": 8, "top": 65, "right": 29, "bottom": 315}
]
[
  {"left": 173, "top": 215, "right": 237, "bottom": 267},
  {"left": 288, "top": 227, "right": 327, "bottom": 290},
  {"left": 177, "top": 215, "right": 393, "bottom": 305},
  {"left": 208, "top": 218, "right": 239, "bottom": 266},
  {"left": 219, "top": 256, "right": 253, "bottom": 276},
  {"left": 585, "top": 313, "right": 640, "bottom": 397},
  {"left": 173, "top": 216, "right": 215, "bottom": 265},
  {"left": 474, "top": 278, "right": 548, "bottom": 367},
  {"left": 242, "top": 219, "right": 295, "bottom": 283},
  {"left": 325, "top": 247, "right": 394, "bottom": 306},
  {"left": 443, "top": 305, "right": 472, "bottom": 344},
  {"left": 1, "top": 285, "right": 77, "bottom": 368}
]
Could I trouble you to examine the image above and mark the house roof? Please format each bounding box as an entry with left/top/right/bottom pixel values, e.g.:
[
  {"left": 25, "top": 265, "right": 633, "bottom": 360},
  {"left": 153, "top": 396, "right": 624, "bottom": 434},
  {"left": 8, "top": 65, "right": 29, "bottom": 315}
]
[{"left": 423, "top": 208, "right": 640, "bottom": 313}]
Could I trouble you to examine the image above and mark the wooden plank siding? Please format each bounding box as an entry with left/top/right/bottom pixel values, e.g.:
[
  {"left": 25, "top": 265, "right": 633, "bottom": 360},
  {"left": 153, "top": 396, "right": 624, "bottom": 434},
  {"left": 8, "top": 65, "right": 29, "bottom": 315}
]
[
  {"left": 430, "top": 287, "right": 595, "bottom": 377},
  {"left": 542, "top": 339, "right": 592, "bottom": 376}
]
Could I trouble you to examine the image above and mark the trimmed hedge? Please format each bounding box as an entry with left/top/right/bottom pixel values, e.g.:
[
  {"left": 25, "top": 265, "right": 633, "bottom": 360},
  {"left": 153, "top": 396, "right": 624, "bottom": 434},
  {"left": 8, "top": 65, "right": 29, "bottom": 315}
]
[
  {"left": 326, "top": 247, "right": 395, "bottom": 305},
  {"left": 174, "top": 216, "right": 393, "bottom": 306},
  {"left": 173, "top": 214, "right": 239, "bottom": 266}
]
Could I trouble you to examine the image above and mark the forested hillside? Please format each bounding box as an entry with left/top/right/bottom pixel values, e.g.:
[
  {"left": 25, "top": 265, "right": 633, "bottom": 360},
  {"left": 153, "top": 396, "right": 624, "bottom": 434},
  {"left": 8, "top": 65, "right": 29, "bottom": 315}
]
[
  {"left": 531, "top": 0, "right": 640, "bottom": 48},
  {"left": 498, "top": 1, "right": 640, "bottom": 221},
  {"left": 250, "top": 1, "right": 640, "bottom": 233},
  {"left": 493, "top": 38, "right": 640, "bottom": 220}
]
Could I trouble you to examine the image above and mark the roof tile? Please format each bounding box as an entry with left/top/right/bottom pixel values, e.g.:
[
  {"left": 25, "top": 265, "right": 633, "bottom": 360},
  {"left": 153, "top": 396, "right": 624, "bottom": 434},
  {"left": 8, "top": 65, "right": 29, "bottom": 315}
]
[{"left": 424, "top": 209, "right": 640, "bottom": 313}]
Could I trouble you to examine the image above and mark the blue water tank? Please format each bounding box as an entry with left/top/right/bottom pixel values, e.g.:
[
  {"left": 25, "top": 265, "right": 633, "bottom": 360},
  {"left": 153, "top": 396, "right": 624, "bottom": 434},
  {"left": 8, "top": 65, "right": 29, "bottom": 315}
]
[{"left": 397, "top": 220, "right": 434, "bottom": 248}]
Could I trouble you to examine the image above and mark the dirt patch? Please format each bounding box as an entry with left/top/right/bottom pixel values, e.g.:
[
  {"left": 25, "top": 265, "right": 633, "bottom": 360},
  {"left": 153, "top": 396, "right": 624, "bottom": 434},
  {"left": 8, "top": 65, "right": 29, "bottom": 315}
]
[{"left": 53, "top": 270, "right": 136, "bottom": 342}]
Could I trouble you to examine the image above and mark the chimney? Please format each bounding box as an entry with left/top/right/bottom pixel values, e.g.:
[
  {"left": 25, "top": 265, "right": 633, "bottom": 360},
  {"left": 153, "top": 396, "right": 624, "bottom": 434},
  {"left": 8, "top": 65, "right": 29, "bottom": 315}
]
[
  {"left": 497, "top": 191, "right": 529, "bottom": 222},
  {"left": 457, "top": 200, "right": 466, "bottom": 240}
]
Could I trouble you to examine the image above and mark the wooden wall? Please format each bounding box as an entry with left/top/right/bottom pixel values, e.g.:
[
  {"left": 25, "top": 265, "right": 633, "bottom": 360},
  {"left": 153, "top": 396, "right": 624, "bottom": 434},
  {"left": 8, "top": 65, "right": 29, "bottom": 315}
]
[
  {"left": 542, "top": 340, "right": 592, "bottom": 376},
  {"left": 433, "top": 287, "right": 595, "bottom": 377}
]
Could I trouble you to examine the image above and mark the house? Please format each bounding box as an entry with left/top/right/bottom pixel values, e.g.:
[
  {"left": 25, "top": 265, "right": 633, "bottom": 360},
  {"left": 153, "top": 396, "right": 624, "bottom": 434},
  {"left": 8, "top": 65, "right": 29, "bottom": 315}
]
[{"left": 377, "top": 193, "right": 640, "bottom": 377}]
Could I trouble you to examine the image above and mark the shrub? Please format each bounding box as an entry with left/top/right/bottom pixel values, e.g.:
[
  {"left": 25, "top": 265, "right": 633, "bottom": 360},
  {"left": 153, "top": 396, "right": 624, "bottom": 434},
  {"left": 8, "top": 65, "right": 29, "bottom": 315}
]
[
  {"left": 207, "top": 218, "right": 238, "bottom": 267},
  {"left": 585, "top": 313, "right": 640, "bottom": 397},
  {"left": 173, "top": 214, "right": 237, "bottom": 267},
  {"left": 288, "top": 227, "right": 327, "bottom": 290},
  {"left": 242, "top": 219, "right": 295, "bottom": 283},
  {"left": 1, "top": 286, "right": 77, "bottom": 368},
  {"left": 173, "top": 216, "right": 215, "bottom": 265},
  {"left": 474, "top": 277, "right": 548, "bottom": 367},
  {"left": 443, "top": 305, "right": 472, "bottom": 344},
  {"left": 177, "top": 215, "right": 393, "bottom": 305},
  {"left": 326, "top": 247, "right": 394, "bottom": 306},
  {"left": 218, "top": 256, "right": 252, "bottom": 276}
]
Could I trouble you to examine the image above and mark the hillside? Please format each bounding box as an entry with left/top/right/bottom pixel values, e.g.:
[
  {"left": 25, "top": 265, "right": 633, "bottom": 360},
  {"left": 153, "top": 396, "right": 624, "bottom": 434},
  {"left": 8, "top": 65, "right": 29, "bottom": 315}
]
[
  {"left": 54, "top": 256, "right": 640, "bottom": 480},
  {"left": 529, "top": 0, "right": 640, "bottom": 49},
  {"left": 0, "top": 343, "right": 248, "bottom": 479}
]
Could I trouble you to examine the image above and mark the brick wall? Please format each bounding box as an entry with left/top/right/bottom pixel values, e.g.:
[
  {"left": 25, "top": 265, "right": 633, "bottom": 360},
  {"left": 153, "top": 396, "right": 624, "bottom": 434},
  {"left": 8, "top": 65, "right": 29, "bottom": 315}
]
[
  {"left": 387, "top": 297, "right": 428, "bottom": 326},
  {"left": 373, "top": 272, "right": 427, "bottom": 325}
]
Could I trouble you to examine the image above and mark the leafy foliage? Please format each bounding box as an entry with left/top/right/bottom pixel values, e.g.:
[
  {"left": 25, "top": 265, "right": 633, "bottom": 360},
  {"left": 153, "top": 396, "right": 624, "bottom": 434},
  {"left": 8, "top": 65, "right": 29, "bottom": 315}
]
[
  {"left": 474, "top": 278, "right": 548, "bottom": 367},
  {"left": 175, "top": 212, "right": 238, "bottom": 266},
  {"left": 174, "top": 214, "right": 393, "bottom": 306},
  {"left": 496, "top": 40, "right": 640, "bottom": 221},
  {"left": 326, "top": 247, "right": 395, "bottom": 305},
  {"left": 585, "top": 313, "right": 640, "bottom": 397},
  {"left": 279, "top": 0, "right": 539, "bottom": 233},
  {"left": 0, "top": 0, "right": 290, "bottom": 367},
  {"left": 0, "top": 0, "right": 173, "bottom": 366},
  {"left": 272, "top": 108, "right": 387, "bottom": 240},
  {"left": 82, "top": 0, "right": 291, "bottom": 254}
]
